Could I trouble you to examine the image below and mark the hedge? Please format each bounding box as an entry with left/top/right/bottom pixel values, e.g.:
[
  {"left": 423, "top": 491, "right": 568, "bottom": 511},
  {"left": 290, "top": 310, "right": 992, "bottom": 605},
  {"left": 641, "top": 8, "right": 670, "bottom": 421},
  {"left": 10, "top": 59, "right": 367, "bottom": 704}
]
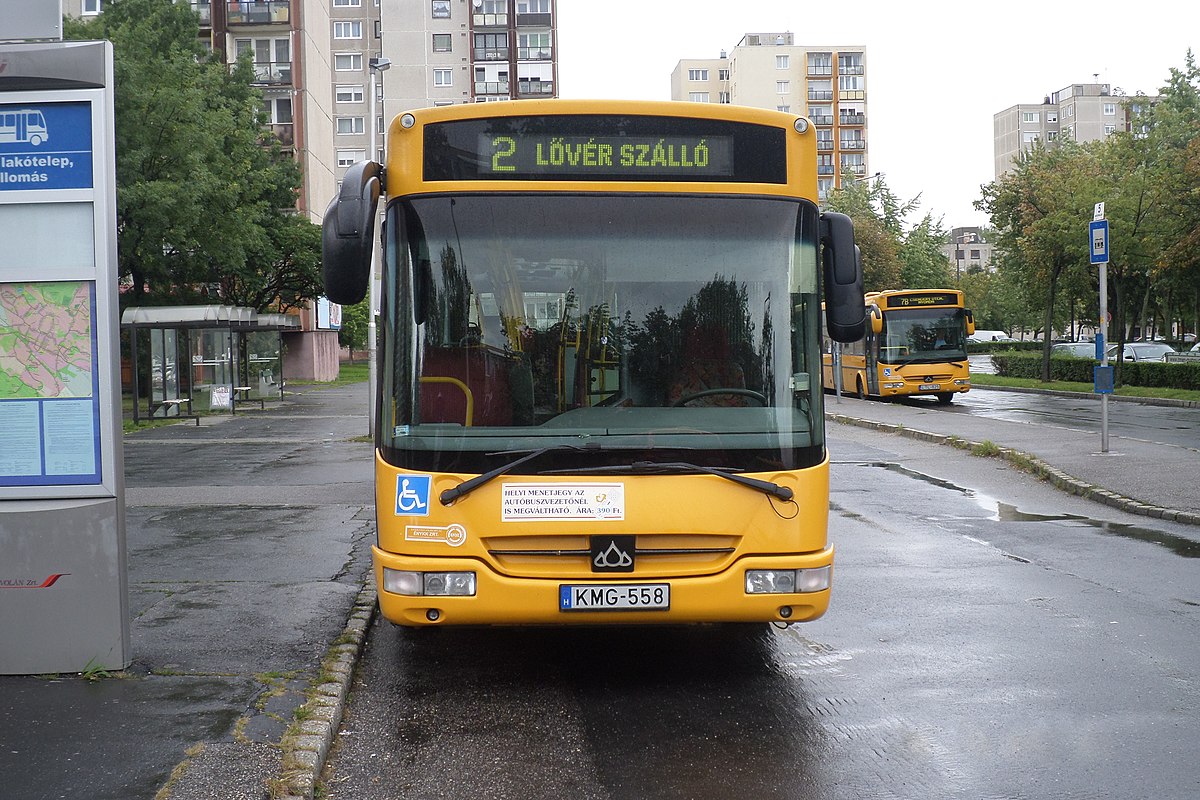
[{"left": 991, "top": 352, "right": 1200, "bottom": 390}]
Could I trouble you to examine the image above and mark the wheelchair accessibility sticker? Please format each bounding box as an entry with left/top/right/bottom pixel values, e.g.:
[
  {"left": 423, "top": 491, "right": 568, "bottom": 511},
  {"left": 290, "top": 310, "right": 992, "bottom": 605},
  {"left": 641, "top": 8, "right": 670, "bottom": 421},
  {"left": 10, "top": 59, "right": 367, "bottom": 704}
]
[
  {"left": 394, "top": 475, "right": 432, "bottom": 516},
  {"left": 405, "top": 523, "right": 467, "bottom": 547}
]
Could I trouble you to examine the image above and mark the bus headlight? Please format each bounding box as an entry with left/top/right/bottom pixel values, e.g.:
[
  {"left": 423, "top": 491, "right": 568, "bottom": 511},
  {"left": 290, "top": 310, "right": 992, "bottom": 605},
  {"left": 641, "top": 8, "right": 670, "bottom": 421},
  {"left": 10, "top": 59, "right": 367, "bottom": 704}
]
[
  {"left": 383, "top": 569, "right": 476, "bottom": 596},
  {"left": 883, "top": 381, "right": 905, "bottom": 390},
  {"left": 745, "top": 566, "right": 830, "bottom": 594},
  {"left": 954, "top": 379, "right": 970, "bottom": 386}
]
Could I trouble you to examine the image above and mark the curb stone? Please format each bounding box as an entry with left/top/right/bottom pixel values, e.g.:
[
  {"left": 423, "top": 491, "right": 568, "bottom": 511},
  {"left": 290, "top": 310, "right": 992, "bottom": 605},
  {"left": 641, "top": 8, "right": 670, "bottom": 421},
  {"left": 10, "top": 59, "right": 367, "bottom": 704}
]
[
  {"left": 275, "top": 577, "right": 378, "bottom": 800},
  {"left": 826, "top": 412, "right": 1200, "bottom": 528}
]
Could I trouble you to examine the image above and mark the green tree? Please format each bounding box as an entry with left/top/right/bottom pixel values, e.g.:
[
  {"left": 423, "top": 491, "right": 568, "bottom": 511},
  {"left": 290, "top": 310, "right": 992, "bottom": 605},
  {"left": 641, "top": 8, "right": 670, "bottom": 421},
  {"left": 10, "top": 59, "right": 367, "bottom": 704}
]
[
  {"left": 65, "top": 0, "right": 322, "bottom": 312},
  {"left": 899, "top": 214, "right": 954, "bottom": 288},
  {"left": 338, "top": 299, "right": 371, "bottom": 361}
]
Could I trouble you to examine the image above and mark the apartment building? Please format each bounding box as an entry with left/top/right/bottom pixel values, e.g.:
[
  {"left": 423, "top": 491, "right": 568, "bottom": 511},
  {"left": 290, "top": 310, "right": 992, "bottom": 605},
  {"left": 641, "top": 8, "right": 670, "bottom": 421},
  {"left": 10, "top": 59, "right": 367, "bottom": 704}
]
[
  {"left": 671, "top": 34, "right": 868, "bottom": 201},
  {"left": 941, "top": 227, "right": 996, "bottom": 276},
  {"left": 993, "top": 82, "right": 1156, "bottom": 177}
]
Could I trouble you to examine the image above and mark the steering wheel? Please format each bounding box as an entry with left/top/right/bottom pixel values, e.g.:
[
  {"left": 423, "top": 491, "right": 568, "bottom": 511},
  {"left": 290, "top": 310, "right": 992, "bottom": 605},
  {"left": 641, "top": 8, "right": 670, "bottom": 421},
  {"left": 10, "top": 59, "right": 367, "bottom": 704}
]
[{"left": 671, "top": 388, "right": 768, "bottom": 407}]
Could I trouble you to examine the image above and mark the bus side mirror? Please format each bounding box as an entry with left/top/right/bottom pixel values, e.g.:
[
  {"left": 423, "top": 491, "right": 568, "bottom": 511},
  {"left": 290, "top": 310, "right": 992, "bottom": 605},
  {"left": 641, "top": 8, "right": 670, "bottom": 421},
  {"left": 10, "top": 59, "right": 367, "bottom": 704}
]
[
  {"left": 321, "top": 160, "right": 383, "bottom": 305},
  {"left": 964, "top": 308, "right": 976, "bottom": 337},
  {"left": 820, "top": 212, "right": 865, "bottom": 342},
  {"left": 869, "top": 305, "right": 883, "bottom": 335}
]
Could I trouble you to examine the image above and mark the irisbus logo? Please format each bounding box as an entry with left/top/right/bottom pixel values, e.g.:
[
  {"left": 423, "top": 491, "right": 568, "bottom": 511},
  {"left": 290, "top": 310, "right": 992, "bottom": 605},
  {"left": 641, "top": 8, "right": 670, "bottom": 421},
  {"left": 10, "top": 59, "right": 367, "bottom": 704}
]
[{"left": 0, "top": 573, "right": 70, "bottom": 589}]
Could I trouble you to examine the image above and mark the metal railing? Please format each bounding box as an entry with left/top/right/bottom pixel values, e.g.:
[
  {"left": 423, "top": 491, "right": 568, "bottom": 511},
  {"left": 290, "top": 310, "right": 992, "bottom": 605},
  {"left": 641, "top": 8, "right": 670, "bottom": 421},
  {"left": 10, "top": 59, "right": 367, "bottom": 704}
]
[
  {"left": 226, "top": 1, "right": 290, "bottom": 25},
  {"left": 251, "top": 61, "right": 292, "bottom": 84}
]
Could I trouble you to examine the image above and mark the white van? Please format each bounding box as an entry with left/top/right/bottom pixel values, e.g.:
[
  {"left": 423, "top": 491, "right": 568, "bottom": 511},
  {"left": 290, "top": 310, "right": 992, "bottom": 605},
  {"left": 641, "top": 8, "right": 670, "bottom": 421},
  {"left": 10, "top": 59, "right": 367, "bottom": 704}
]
[{"left": 968, "top": 330, "right": 1008, "bottom": 343}]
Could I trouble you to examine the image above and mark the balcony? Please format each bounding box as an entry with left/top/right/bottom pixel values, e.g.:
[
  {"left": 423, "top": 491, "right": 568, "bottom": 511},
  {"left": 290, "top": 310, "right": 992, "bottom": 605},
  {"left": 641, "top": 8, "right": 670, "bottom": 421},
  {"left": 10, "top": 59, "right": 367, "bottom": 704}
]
[
  {"left": 840, "top": 139, "right": 866, "bottom": 150},
  {"left": 269, "top": 123, "right": 293, "bottom": 147},
  {"left": 474, "top": 81, "right": 510, "bottom": 96},
  {"left": 841, "top": 163, "right": 866, "bottom": 176},
  {"left": 227, "top": 1, "right": 290, "bottom": 25},
  {"left": 810, "top": 115, "right": 833, "bottom": 126},
  {"left": 191, "top": 1, "right": 212, "bottom": 25},
  {"left": 473, "top": 13, "right": 508, "bottom": 27},
  {"left": 839, "top": 90, "right": 865, "bottom": 101},
  {"left": 816, "top": 140, "right": 834, "bottom": 151},
  {"left": 250, "top": 61, "right": 292, "bottom": 84},
  {"left": 839, "top": 113, "right": 865, "bottom": 125},
  {"left": 516, "top": 12, "right": 552, "bottom": 26},
  {"left": 518, "top": 79, "right": 554, "bottom": 95},
  {"left": 807, "top": 65, "right": 832, "bottom": 76},
  {"left": 518, "top": 47, "right": 553, "bottom": 61},
  {"left": 839, "top": 65, "right": 865, "bottom": 76},
  {"left": 817, "top": 165, "right": 835, "bottom": 175},
  {"left": 475, "top": 48, "right": 510, "bottom": 62},
  {"left": 808, "top": 90, "right": 834, "bottom": 101}
]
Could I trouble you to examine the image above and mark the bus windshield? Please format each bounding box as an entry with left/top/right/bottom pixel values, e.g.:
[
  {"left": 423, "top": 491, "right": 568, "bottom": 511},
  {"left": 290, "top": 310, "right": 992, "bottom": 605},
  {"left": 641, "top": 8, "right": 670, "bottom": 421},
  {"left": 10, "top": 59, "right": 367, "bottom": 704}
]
[
  {"left": 381, "top": 193, "right": 825, "bottom": 475},
  {"left": 880, "top": 307, "right": 970, "bottom": 365}
]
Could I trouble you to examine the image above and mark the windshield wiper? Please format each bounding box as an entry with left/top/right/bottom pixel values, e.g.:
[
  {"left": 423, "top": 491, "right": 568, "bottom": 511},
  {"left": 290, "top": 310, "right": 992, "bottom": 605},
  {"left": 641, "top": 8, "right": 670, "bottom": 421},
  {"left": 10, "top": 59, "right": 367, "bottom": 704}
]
[
  {"left": 548, "top": 461, "right": 793, "bottom": 501},
  {"left": 440, "top": 445, "right": 592, "bottom": 505}
]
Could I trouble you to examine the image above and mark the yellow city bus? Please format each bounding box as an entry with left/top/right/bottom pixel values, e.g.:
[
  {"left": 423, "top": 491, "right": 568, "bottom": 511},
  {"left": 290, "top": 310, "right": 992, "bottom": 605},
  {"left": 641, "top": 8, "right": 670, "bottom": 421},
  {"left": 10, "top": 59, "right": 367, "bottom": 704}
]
[
  {"left": 322, "top": 100, "right": 863, "bottom": 626},
  {"left": 823, "top": 288, "right": 974, "bottom": 403}
]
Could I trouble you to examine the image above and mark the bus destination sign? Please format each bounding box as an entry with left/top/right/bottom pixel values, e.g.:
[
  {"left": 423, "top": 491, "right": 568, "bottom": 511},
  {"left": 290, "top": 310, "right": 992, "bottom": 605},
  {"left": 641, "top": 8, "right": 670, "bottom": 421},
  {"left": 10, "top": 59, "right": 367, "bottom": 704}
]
[
  {"left": 478, "top": 134, "right": 733, "bottom": 178},
  {"left": 888, "top": 292, "right": 958, "bottom": 308},
  {"left": 424, "top": 115, "right": 787, "bottom": 183}
]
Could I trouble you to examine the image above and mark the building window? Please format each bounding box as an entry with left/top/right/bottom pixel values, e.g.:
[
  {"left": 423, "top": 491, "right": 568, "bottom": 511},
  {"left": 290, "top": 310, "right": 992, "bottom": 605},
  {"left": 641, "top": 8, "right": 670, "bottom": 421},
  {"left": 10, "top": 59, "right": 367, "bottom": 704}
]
[
  {"left": 336, "top": 117, "right": 365, "bottom": 135},
  {"left": 776, "top": 55, "right": 789, "bottom": 69},
  {"left": 1022, "top": 111, "right": 1040, "bottom": 124},
  {"left": 335, "top": 85, "right": 364, "bottom": 103},
  {"left": 1066, "top": 106, "right": 1074, "bottom": 117},
  {"left": 433, "top": 33, "right": 452, "bottom": 53},
  {"left": 1046, "top": 131, "right": 1058, "bottom": 141},
  {"left": 337, "top": 149, "right": 366, "bottom": 168},
  {"left": 434, "top": 69, "right": 453, "bottom": 87},
  {"left": 970, "top": 250, "right": 981, "bottom": 260},
  {"left": 688, "top": 69, "right": 709, "bottom": 81},
  {"left": 689, "top": 92, "right": 710, "bottom": 103},
  {"left": 517, "top": 0, "right": 550, "bottom": 11},
  {"left": 718, "top": 92, "right": 730, "bottom": 104},
  {"left": 432, "top": 0, "right": 450, "bottom": 18},
  {"left": 334, "top": 21, "right": 362, "bottom": 39},
  {"left": 718, "top": 68, "right": 730, "bottom": 81},
  {"left": 776, "top": 105, "right": 790, "bottom": 113},
  {"left": 334, "top": 53, "right": 363, "bottom": 71},
  {"left": 333, "top": 0, "right": 361, "bottom": 5},
  {"left": 1047, "top": 112, "right": 1058, "bottom": 123},
  {"left": 1104, "top": 125, "right": 1117, "bottom": 135},
  {"left": 808, "top": 52, "right": 832, "bottom": 75},
  {"left": 82, "top": 0, "right": 102, "bottom": 14},
  {"left": 518, "top": 32, "right": 551, "bottom": 60},
  {"left": 777, "top": 80, "right": 790, "bottom": 94},
  {"left": 1103, "top": 103, "right": 1116, "bottom": 115}
]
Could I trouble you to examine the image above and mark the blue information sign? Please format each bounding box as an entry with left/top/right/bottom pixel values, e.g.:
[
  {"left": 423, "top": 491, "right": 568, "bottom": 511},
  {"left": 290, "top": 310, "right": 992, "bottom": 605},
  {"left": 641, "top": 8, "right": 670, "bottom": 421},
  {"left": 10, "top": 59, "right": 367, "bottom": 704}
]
[
  {"left": 0, "top": 102, "right": 94, "bottom": 191},
  {"left": 1089, "top": 219, "right": 1109, "bottom": 265}
]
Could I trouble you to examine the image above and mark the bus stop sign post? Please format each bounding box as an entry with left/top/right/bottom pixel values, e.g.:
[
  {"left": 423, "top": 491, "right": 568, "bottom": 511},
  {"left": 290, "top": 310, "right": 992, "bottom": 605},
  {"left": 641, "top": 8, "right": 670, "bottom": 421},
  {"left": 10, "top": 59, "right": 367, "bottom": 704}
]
[{"left": 1090, "top": 212, "right": 1110, "bottom": 454}]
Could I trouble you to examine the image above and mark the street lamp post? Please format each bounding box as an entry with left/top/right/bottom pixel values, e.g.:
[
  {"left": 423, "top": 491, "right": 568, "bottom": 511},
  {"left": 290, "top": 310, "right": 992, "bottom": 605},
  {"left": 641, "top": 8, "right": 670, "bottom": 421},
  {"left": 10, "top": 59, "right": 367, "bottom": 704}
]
[{"left": 366, "top": 57, "right": 390, "bottom": 436}]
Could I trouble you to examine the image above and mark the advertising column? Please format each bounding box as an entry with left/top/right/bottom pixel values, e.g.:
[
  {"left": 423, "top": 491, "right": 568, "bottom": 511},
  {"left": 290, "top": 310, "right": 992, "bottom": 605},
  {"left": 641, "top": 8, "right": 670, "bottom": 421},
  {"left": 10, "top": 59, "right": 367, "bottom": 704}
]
[{"left": 0, "top": 40, "right": 128, "bottom": 673}]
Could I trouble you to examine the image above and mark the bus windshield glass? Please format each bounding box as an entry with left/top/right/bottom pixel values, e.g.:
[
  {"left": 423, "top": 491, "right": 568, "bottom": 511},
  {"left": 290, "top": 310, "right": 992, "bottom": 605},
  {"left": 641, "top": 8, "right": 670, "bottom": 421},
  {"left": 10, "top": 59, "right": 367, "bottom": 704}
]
[
  {"left": 381, "top": 193, "right": 824, "bottom": 475},
  {"left": 880, "top": 306, "right": 970, "bottom": 364}
]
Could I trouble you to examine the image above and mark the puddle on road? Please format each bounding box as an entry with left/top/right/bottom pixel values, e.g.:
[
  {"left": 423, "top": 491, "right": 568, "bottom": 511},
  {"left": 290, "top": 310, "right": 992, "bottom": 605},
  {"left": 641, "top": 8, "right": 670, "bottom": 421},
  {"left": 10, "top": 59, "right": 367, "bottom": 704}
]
[{"left": 843, "top": 461, "right": 1200, "bottom": 559}]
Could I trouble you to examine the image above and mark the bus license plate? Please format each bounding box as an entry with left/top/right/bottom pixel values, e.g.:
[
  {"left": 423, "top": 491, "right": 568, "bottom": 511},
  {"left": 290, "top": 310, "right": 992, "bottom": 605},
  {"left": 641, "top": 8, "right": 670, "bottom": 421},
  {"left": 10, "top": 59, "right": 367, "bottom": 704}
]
[
  {"left": 559, "top": 584, "right": 670, "bottom": 612},
  {"left": 919, "top": 383, "right": 941, "bottom": 391}
]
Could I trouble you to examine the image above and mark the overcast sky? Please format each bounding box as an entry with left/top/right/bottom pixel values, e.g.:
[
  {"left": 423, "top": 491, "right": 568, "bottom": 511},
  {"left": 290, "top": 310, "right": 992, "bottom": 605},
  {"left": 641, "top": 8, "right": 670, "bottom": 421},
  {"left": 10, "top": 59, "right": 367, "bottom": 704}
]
[{"left": 556, "top": 0, "right": 1197, "bottom": 229}]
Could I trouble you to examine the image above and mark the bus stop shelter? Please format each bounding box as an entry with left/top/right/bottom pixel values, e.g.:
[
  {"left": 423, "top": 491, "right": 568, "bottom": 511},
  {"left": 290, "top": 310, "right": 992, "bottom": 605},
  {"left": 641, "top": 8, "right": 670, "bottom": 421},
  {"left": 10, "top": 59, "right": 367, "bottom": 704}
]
[{"left": 121, "top": 305, "right": 300, "bottom": 423}]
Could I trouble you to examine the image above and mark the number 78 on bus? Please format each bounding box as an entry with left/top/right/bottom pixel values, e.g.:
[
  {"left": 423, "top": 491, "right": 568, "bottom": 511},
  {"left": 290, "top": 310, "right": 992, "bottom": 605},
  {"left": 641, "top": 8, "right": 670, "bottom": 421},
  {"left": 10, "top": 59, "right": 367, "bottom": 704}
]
[{"left": 322, "top": 99, "right": 865, "bottom": 629}]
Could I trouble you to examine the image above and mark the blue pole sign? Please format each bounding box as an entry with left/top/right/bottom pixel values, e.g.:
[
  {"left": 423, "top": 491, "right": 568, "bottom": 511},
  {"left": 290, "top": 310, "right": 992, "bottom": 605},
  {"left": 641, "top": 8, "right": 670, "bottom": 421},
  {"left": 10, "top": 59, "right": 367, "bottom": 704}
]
[
  {"left": 1089, "top": 219, "right": 1109, "bottom": 265},
  {"left": 0, "top": 102, "right": 94, "bottom": 191}
]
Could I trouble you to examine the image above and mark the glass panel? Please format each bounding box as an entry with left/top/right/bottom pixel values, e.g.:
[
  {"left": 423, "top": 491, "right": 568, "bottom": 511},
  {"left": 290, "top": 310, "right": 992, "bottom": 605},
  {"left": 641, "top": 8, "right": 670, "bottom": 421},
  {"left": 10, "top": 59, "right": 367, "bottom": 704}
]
[
  {"left": 879, "top": 307, "right": 969, "bottom": 364},
  {"left": 382, "top": 194, "right": 824, "bottom": 475}
]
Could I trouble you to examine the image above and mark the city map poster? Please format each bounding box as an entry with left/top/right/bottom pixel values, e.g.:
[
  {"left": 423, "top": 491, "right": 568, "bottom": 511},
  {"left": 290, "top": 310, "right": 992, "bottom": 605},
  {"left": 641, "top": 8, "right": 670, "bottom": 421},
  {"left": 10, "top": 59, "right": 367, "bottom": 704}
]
[{"left": 0, "top": 281, "right": 102, "bottom": 486}]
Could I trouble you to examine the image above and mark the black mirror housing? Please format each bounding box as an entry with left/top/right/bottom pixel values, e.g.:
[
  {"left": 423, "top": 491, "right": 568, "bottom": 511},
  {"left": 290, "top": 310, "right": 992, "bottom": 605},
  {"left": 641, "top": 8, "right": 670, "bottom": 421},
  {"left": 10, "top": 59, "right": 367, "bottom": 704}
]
[{"left": 321, "top": 160, "right": 383, "bottom": 305}]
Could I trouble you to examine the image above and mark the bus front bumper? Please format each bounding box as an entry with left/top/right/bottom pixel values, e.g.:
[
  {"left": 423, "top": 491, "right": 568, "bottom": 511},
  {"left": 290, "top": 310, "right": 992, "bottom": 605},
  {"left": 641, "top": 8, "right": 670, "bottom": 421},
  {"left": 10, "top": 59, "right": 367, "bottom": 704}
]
[{"left": 372, "top": 546, "right": 833, "bottom": 626}]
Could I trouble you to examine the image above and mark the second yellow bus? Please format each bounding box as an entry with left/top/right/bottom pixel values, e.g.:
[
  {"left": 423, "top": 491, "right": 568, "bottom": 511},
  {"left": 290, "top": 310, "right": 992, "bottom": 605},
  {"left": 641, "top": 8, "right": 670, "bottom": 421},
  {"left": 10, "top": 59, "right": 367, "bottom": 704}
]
[{"left": 823, "top": 289, "right": 974, "bottom": 403}]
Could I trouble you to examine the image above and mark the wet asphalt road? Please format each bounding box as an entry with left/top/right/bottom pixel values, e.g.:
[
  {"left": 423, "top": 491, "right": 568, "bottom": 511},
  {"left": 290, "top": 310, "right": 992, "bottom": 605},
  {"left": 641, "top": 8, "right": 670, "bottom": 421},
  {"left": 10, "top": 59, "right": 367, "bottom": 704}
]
[{"left": 321, "top": 424, "right": 1200, "bottom": 799}]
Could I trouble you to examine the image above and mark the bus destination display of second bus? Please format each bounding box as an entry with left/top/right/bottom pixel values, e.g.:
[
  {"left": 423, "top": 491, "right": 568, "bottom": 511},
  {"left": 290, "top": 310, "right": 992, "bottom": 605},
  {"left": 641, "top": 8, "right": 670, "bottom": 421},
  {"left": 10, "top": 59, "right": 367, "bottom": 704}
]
[{"left": 479, "top": 133, "right": 733, "bottom": 178}]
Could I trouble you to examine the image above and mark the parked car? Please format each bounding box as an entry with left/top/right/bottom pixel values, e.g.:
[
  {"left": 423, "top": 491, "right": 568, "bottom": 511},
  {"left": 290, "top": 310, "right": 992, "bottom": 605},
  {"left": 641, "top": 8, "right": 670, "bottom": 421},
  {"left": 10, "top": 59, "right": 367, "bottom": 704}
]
[
  {"left": 1106, "top": 342, "right": 1176, "bottom": 362},
  {"left": 1191, "top": 341, "right": 1200, "bottom": 352},
  {"left": 1052, "top": 342, "right": 1096, "bottom": 358}
]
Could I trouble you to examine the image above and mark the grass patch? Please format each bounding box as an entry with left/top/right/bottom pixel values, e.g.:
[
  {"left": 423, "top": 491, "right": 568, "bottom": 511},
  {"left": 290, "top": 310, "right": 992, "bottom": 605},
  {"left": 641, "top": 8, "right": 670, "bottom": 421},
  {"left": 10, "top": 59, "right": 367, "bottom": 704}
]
[
  {"left": 290, "top": 361, "right": 369, "bottom": 388},
  {"left": 971, "top": 372, "right": 1200, "bottom": 403}
]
